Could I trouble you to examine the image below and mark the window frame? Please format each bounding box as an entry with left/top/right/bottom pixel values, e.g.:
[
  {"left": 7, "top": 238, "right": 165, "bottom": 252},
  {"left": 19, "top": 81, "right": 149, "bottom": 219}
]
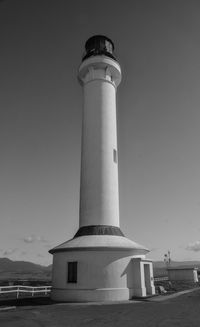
[
  {"left": 113, "top": 149, "right": 118, "bottom": 163},
  {"left": 67, "top": 261, "right": 77, "bottom": 283}
]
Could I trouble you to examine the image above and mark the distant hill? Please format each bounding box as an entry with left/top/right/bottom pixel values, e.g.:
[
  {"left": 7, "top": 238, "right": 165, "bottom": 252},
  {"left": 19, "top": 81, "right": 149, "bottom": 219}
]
[
  {"left": 0, "top": 257, "right": 200, "bottom": 280},
  {"left": 0, "top": 258, "right": 52, "bottom": 281},
  {"left": 0, "top": 257, "right": 51, "bottom": 273}
]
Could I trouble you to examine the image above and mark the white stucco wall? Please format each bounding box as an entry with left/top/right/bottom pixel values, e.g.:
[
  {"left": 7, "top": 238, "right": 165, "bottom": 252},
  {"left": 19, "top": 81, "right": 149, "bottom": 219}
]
[
  {"left": 132, "top": 258, "right": 155, "bottom": 297},
  {"left": 78, "top": 57, "right": 121, "bottom": 228},
  {"left": 168, "top": 268, "right": 199, "bottom": 281},
  {"left": 51, "top": 250, "right": 145, "bottom": 302}
]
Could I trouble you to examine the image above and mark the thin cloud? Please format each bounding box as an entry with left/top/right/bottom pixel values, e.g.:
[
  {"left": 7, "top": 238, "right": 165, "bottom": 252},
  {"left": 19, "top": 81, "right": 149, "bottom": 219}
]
[
  {"left": 23, "top": 235, "right": 35, "bottom": 243},
  {"left": 186, "top": 241, "right": 200, "bottom": 252},
  {"left": 22, "top": 235, "right": 48, "bottom": 244},
  {"left": 36, "top": 236, "right": 48, "bottom": 243}
]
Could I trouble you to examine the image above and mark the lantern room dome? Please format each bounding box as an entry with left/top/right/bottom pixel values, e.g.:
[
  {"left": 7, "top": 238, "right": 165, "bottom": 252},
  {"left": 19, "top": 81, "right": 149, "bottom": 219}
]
[{"left": 82, "top": 35, "right": 116, "bottom": 61}]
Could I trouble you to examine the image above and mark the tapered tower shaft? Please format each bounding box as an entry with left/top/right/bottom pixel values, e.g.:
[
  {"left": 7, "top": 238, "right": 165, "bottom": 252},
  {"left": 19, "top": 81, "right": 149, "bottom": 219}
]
[{"left": 78, "top": 36, "right": 121, "bottom": 229}]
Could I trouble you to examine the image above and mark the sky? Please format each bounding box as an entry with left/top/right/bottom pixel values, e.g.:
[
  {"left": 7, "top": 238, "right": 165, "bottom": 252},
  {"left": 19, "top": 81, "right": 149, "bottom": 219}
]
[{"left": 1, "top": 0, "right": 200, "bottom": 265}]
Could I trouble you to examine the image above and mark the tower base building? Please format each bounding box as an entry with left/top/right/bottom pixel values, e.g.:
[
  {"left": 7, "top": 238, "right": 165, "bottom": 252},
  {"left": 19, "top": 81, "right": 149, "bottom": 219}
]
[
  {"left": 49, "top": 36, "right": 155, "bottom": 302},
  {"left": 50, "top": 236, "right": 155, "bottom": 302}
]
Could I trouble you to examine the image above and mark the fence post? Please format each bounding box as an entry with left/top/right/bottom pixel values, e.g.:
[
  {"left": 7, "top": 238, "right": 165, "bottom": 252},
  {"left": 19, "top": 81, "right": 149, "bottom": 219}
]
[
  {"left": 17, "top": 287, "right": 19, "bottom": 299},
  {"left": 32, "top": 288, "right": 34, "bottom": 297}
]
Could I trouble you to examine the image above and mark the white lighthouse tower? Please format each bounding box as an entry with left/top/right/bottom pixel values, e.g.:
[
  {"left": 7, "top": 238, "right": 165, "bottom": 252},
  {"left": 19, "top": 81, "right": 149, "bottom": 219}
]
[{"left": 49, "top": 36, "right": 155, "bottom": 301}]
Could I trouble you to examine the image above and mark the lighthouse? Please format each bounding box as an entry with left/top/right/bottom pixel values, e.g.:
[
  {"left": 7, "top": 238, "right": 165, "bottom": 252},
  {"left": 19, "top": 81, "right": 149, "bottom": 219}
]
[{"left": 49, "top": 36, "right": 155, "bottom": 301}]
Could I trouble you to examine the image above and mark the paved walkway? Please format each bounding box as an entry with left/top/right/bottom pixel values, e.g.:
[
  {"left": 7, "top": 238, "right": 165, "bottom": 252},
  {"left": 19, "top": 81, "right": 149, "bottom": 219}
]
[
  {"left": 147, "top": 287, "right": 200, "bottom": 302},
  {"left": 0, "top": 289, "right": 200, "bottom": 326}
]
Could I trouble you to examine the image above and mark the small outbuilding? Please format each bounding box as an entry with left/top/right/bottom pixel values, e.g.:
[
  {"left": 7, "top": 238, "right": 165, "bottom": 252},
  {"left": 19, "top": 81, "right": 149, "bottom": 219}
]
[{"left": 167, "top": 267, "right": 199, "bottom": 282}]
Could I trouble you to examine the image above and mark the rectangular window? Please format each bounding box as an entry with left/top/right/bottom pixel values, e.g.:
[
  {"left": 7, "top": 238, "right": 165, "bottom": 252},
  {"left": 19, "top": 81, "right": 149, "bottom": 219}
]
[
  {"left": 67, "top": 262, "right": 77, "bottom": 283},
  {"left": 113, "top": 149, "right": 118, "bottom": 163}
]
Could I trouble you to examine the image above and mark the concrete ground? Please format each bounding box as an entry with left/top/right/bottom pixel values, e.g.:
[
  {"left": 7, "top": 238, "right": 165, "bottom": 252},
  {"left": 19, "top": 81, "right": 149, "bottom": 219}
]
[{"left": 0, "top": 289, "right": 200, "bottom": 327}]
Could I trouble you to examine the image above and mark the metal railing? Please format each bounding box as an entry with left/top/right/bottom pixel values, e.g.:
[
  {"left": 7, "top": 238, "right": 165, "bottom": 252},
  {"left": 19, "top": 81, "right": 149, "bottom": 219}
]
[
  {"left": 154, "top": 276, "right": 169, "bottom": 282},
  {"left": 0, "top": 285, "right": 52, "bottom": 298}
]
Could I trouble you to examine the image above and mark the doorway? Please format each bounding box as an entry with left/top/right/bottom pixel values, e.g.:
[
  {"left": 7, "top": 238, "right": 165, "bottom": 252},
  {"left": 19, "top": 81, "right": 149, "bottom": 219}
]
[{"left": 144, "top": 264, "right": 151, "bottom": 295}]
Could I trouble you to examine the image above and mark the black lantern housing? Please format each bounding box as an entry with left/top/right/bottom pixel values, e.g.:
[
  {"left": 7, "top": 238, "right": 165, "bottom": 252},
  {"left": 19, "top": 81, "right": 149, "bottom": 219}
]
[{"left": 82, "top": 35, "right": 116, "bottom": 61}]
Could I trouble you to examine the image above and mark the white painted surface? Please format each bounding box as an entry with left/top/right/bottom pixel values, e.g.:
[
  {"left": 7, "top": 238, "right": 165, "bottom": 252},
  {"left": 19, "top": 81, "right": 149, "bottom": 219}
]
[
  {"left": 51, "top": 288, "right": 130, "bottom": 302},
  {"left": 51, "top": 250, "right": 146, "bottom": 301},
  {"left": 168, "top": 268, "right": 199, "bottom": 282},
  {"left": 78, "top": 56, "right": 121, "bottom": 227},
  {"left": 51, "top": 235, "right": 149, "bottom": 253},
  {"left": 78, "top": 56, "right": 121, "bottom": 87},
  {"left": 50, "top": 47, "right": 155, "bottom": 302},
  {"left": 132, "top": 258, "right": 155, "bottom": 297}
]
